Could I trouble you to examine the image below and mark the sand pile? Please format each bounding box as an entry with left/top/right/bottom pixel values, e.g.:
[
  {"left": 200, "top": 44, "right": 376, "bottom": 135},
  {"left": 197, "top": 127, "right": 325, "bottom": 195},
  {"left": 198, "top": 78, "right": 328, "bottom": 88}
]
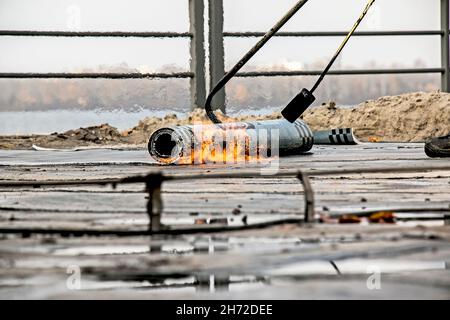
[
  {"left": 0, "top": 124, "right": 128, "bottom": 150},
  {"left": 0, "top": 91, "right": 449, "bottom": 149},
  {"left": 125, "top": 91, "right": 450, "bottom": 143},
  {"left": 303, "top": 91, "right": 450, "bottom": 142}
]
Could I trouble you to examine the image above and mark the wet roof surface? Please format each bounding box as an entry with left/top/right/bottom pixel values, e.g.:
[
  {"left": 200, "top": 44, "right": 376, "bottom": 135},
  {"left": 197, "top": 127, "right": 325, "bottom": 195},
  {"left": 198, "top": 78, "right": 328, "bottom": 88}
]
[{"left": 0, "top": 143, "right": 449, "bottom": 299}]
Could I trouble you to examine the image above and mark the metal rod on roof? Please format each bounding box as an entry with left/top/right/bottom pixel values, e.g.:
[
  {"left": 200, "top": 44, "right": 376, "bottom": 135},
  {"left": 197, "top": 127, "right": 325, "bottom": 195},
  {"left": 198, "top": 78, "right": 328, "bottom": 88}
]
[{"left": 205, "top": 0, "right": 310, "bottom": 124}]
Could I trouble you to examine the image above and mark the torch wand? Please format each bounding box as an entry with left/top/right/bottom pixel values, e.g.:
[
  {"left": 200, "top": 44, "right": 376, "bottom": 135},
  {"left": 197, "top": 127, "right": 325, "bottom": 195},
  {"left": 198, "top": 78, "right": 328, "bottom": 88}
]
[
  {"left": 205, "top": 0, "right": 311, "bottom": 124},
  {"left": 281, "top": 0, "right": 376, "bottom": 122}
]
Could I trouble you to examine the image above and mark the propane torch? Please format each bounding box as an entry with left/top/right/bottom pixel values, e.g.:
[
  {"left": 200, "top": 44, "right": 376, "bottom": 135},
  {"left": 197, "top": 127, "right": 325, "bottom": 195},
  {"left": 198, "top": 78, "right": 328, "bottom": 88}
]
[{"left": 281, "top": 0, "right": 376, "bottom": 122}]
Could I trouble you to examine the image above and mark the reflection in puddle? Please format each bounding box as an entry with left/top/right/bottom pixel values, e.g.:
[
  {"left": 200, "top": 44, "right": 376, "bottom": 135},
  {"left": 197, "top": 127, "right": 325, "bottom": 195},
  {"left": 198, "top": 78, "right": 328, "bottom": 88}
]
[
  {"left": 51, "top": 236, "right": 309, "bottom": 256},
  {"left": 53, "top": 245, "right": 150, "bottom": 256},
  {"left": 82, "top": 274, "right": 268, "bottom": 293},
  {"left": 43, "top": 235, "right": 450, "bottom": 296},
  {"left": 53, "top": 243, "right": 195, "bottom": 256},
  {"left": 100, "top": 214, "right": 300, "bottom": 228},
  {"left": 268, "top": 259, "right": 448, "bottom": 276},
  {"left": 80, "top": 259, "right": 448, "bottom": 293},
  {"left": 46, "top": 235, "right": 450, "bottom": 296},
  {"left": 82, "top": 276, "right": 197, "bottom": 291}
]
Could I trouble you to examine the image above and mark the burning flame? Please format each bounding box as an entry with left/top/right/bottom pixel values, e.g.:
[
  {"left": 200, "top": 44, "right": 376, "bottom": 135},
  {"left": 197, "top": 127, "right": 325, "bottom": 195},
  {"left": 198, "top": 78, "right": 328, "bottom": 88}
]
[{"left": 178, "top": 124, "right": 276, "bottom": 165}]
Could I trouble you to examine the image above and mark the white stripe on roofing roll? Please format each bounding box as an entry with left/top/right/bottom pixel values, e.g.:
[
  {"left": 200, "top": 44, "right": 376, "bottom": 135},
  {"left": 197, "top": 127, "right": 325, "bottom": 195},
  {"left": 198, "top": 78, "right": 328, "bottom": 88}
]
[{"left": 313, "top": 128, "right": 360, "bottom": 145}]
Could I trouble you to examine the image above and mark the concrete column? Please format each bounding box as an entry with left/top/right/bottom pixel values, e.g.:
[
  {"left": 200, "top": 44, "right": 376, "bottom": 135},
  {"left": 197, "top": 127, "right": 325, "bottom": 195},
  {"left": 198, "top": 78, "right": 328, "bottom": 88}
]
[
  {"left": 189, "top": 0, "right": 207, "bottom": 109},
  {"left": 208, "top": 0, "right": 226, "bottom": 113},
  {"left": 441, "top": 0, "right": 450, "bottom": 92}
]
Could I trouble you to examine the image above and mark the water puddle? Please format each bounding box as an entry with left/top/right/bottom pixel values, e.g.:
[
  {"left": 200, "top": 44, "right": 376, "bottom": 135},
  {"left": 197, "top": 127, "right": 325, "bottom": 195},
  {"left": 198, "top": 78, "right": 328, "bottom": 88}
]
[
  {"left": 53, "top": 245, "right": 150, "bottom": 256},
  {"left": 82, "top": 274, "right": 267, "bottom": 293},
  {"left": 52, "top": 243, "right": 194, "bottom": 256},
  {"left": 51, "top": 236, "right": 309, "bottom": 256},
  {"left": 79, "top": 259, "right": 449, "bottom": 293},
  {"left": 99, "top": 214, "right": 299, "bottom": 227},
  {"left": 268, "top": 259, "right": 448, "bottom": 276}
]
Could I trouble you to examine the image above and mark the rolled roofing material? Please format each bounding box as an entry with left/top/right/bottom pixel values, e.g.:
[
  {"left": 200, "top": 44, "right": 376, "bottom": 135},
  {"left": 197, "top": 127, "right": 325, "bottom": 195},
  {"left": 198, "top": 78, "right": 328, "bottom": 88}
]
[
  {"left": 313, "top": 128, "right": 360, "bottom": 145},
  {"left": 148, "top": 119, "right": 313, "bottom": 164}
]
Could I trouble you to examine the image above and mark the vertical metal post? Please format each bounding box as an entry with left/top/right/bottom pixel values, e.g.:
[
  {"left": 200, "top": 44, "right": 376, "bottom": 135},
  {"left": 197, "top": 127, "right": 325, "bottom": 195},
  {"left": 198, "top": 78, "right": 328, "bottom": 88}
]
[
  {"left": 298, "top": 172, "right": 315, "bottom": 223},
  {"left": 189, "top": 0, "right": 207, "bottom": 109},
  {"left": 441, "top": 0, "right": 450, "bottom": 92},
  {"left": 146, "top": 174, "right": 164, "bottom": 232},
  {"left": 208, "top": 0, "right": 226, "bottom": 113}
]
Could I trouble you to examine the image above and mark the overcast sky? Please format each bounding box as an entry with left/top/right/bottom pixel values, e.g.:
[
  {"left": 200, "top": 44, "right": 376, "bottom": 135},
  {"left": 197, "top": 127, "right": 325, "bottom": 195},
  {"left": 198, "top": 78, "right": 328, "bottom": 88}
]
[{"left": 0, "top": 0, "right": 443, "bottom": 73}]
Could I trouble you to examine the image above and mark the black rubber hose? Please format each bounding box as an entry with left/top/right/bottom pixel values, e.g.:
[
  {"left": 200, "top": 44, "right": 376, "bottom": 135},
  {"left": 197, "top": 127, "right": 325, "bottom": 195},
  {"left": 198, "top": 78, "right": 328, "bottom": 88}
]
[{"left": 205, "top": 0, "right": 310, "bottom": 124}]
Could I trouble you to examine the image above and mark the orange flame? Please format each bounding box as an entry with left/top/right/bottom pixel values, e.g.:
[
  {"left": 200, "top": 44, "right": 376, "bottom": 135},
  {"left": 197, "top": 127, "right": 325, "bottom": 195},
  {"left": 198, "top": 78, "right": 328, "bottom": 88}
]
[{"left": 178, "top": 124, "right": 275, "bottom": 165}]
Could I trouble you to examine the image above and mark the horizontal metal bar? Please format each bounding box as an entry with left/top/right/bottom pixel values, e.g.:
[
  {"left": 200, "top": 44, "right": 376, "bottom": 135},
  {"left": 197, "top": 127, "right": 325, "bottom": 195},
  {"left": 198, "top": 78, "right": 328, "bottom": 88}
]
[
  {"left": 1, "top": 165, "right": 449, "bottom": 188},
  {"left": 2, "top": 69, "right": 437, "bottom": 79},
  {"left": 166, "top": 165, "right": 450, "bottom": 181},
  {"left": 1, "top": 165, "right": 448, "bottom": 235},
  {"left": 0, "top": 72, "right": 194, "bottom": 79},
  {"left": 2, "top": 204, "right": 447, "bottom": 218},
  {"left": 1, "top": 30, "right": 443, "bottom": 38},
  {"left": 224, "top": 30, "right": 445, "bottom": 37},
  {"left": 304, "top": 165, "right": 450, "bottom": 177},
  {"left": 0, "top": 30, "right": 193, "bottom": 38},
  {"left": 235, "top": 68, "right": 445, "bottom": 77},
  {"left": 0, "top": 218, "right": 304, "bottom": 237},
  {"left": 329, "top": 207, "right": 450, "bottom": 218}
]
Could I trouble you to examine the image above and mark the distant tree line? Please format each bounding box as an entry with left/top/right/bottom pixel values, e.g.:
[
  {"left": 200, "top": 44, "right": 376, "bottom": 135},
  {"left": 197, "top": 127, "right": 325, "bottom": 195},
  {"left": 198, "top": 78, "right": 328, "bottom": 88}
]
[{"left": 0, "top": 59, "right": 439, "bottom": 112}]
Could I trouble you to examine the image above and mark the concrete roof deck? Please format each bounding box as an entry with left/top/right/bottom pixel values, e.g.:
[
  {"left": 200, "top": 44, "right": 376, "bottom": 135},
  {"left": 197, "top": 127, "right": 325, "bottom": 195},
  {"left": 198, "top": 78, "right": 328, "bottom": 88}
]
[{"left": 0, "top": 143, "right": 449, "bottom": 299}]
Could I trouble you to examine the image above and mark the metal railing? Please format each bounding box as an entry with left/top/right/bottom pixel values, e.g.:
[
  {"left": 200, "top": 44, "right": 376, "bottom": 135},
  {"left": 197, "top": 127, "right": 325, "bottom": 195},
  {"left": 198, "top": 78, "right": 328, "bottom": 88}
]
[
  {"left": 0, "top": 0, "right": 448, "bottom": 113},
  {"left": 209, "top": 0, "right": 450, "bottom": 112},
  {"left": 0, "top": 164, "right": 449, "bottom": 236},
  {"left": 0, "top": 0, "right": 207, "bottom": 110}
]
